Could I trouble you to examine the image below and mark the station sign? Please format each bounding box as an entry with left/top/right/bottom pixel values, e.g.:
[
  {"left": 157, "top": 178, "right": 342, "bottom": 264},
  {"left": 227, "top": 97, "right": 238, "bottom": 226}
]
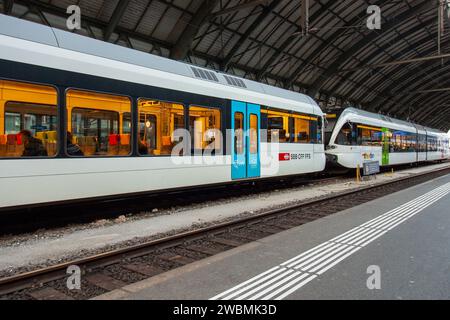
[{"left": 363, "top": 161, "right": 380, "bottom": 176}]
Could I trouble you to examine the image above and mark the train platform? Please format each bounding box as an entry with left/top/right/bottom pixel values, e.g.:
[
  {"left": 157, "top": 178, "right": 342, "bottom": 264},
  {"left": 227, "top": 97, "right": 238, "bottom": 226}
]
[
  {"left": 96, "top": 171, "right": 450, "bottom": 300},
  {"left": 0, "top": 162, "right": 449, "bottom": 274}
]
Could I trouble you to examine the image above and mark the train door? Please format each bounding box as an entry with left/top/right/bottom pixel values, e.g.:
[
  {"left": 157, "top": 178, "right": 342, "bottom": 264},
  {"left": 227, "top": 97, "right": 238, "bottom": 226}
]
[
  {"left": 231, "top": 101, "right": 261, "bottom": 180},
  {"left": 382, "top": 127, "right": 390, "bottom": 165}
]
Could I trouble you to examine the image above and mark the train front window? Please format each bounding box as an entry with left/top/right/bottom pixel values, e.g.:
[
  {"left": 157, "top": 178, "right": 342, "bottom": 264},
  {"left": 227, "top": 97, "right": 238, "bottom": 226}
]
[
  {"left": 1, "top": 80, "right": 58, "bottom": 158},
  {"left": 189, "top": 106, "right": 221, "bottom": 153},
  {"left": 138, "top": 99, "right": 185, "bottom": 156},
  {"left": 67, "top": 89, "right": 131, "bottom": 157},
  {"left": 336, "top": 123, "right": 354, "bottom": 145}
]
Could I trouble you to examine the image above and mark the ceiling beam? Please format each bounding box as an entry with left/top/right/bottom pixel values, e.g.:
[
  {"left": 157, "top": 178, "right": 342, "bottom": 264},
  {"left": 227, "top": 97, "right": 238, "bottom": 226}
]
[
  {"left": 337, "top": 53, "right": 450, "bottom": 74},
  {"left": 210, "top": 0, "right": 269, "bottom": 18},
  {"left": 415, "top": 92, "right": 450, "bottom": 124},
  {"left": 256, "top": 0, "right": 337, "bottom": 81},
  {"left": 414, "top": 87, "right": 450, "bottom": 93},
  {"left": 387, "top": 63, "right": 450, "bottom": 116},
  {"left": 345, "top": 21, "right": 446, "bottom": 110},
  {"left": 284, "top": 0, "right": 389, "bottom": 89},
  {"left": 220, "top": 0, "right": 282, "bottom": 70},
  {"left": 170, "top": 0, "right": 220, "bottom": 61},
  {"left": 370, "top": 57, "right": 450, "bottom": 114},
  {"left": 306, "top": 0, "right": 436, "bottom": 97},
  {"left": 411, "top": 78, "right": 450, "bottom": 121},
  {"left": 104, "top": 0, "right": 130, "bottom": 41},
  {"left": 404, "top": 81, "right": 450, "bottom": 122},
  {"left": 428, "top": 107, "right": 450, "bottom": 127},
  {"left": 13, "top": 0, "right": 173, "bottom": 48}
]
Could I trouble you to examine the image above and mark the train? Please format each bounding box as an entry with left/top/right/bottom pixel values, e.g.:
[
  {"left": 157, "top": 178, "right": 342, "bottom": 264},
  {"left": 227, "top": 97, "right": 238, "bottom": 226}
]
[
  {"left": 0, "top": 14, "right": 448, "bottom": 212},
  {"left": 325, "top": 108, "right": 450, "bottom": 169}
]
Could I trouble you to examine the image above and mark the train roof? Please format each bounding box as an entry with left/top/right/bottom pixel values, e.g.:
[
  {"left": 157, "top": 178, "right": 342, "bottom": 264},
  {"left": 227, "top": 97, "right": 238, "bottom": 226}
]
[
  {"left": 0, "top": 14, "right": 320, "bottom": 114},
  {"left": 340, "top": 107, "right": 447, "bottom": 134}
]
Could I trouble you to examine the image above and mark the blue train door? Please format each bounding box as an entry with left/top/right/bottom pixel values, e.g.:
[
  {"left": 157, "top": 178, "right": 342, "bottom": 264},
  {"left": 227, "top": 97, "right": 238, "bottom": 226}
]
[{"left": 231, "top": 101, "right": 261, "bottom": 180}]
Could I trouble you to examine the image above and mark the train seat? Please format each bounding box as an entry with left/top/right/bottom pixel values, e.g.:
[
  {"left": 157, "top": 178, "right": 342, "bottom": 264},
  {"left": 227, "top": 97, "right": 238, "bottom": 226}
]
[
  {"left": 36, "top": 132, "right": 46, "bottom": 141},
  {"left": 0, "top": 134, "right": 6, "bottom": 157},
  {"left": 119, "top": 134, "right": 131, "bottom": 155},
  {"left": 45, "top": 131, "right": 57, "bottom": 156},
  {"left": 77, "top": 136, "right": 96, "bottom": 156},
  {"left": 108, "top": 134, "right": 120, "bottom": 155}
]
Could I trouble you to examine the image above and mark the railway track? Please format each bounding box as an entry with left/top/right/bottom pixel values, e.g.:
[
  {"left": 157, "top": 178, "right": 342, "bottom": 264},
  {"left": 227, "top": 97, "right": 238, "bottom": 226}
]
[{"left": 1, "top": 165, "right": 449, "bottom": 300}]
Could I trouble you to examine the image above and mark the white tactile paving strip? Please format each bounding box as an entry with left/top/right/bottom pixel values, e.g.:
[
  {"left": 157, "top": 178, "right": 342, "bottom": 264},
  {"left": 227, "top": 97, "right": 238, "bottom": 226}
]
[{"left": 210, "top": 181, "right": 450, "bottom": 300}]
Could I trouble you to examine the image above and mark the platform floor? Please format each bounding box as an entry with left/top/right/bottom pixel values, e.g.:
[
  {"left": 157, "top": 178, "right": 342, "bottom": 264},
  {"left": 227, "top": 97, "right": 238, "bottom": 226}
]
[{"left": 96, "top": 173, "right": 450, "bottom": 300}]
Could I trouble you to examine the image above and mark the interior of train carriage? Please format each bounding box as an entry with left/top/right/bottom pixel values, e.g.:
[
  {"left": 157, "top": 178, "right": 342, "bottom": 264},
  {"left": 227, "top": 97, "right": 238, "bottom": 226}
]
[
  {"left": 138, "top": 99, "right": 185, "bottom": 156},
  {"left": 138, "top": 100, "right": 221, "bottom": 156},
  {"left": 0, "top": 80, "right": 58, "bottom": 158},
  {"left": 262, "top": 108, "right": 320, "bottom": 144},
  {"left": 0, "top": 78, "right": 225, "bottom": 159},
  {"left": 334, "top": 122, "right": 421, "bottom": 152},
  {"left": 67, "top": 89, "right": 132, "bottom": 157}
]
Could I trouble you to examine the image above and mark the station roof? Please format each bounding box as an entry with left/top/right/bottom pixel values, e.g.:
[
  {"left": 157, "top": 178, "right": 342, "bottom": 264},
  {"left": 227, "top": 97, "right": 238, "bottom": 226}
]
[{"left": 1, "top": 0, "right": 449, "bottom": 131}]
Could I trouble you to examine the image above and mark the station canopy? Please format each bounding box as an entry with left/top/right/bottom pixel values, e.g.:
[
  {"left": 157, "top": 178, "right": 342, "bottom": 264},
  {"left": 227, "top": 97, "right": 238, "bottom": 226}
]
[{"left": 1, "top": 0, "right": 449, "bottom": 130}]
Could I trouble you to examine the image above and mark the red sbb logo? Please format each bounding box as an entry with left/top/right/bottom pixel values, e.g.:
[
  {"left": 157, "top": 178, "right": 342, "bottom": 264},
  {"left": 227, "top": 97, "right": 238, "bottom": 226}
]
[{"left": 279, "top": 153, "right": 290, "bottom": 161}]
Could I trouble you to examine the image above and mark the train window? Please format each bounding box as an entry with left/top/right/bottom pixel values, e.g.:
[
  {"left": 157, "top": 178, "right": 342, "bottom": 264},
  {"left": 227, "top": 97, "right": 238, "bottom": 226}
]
[
  {"left": 67, "top": 89, "right": 131, "bottom": 157},
  {"left": 138, "top": 99, "right": 185, "bottom": 156},
  {"left": 234, "top": 112, "right": 244, "bottom": 155},
  {"left": 418, "top": 134, "right": 427, "bottom": 152},
  {"left": 391, "top": 131, "right": 417, "bottom": 152},
  {"left": 292, "top": 115, "right": 311, "bottom": 143},
  {"left": 408, "top": 133, "right": 418, "bottom": 152},
  {"left": 189, "top": 106, "right": 221, "bottom": 152},
  {"left": 263, "top": 109, "right": 290, "bottom": 143},
  {"left": 357, "top": 125, "right": 382, "bottom": 146},
  {"left": 249, "top": 114, "right": 258, "bottom": 154},
  {"left": 427, "top": 136, "right": 438, "bottom": 152},
  {"left": 0, "top": 80, "right": 58, "bottom": 158},
  {"left": 336, "top": 123, "right": 355, "bottom": 145}
]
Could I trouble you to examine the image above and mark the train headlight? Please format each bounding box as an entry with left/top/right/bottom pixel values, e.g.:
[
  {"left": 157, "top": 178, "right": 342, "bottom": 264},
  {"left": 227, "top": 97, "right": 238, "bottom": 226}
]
[{"left": 326, "top": 145, "right": 337, "bottom": 150}]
